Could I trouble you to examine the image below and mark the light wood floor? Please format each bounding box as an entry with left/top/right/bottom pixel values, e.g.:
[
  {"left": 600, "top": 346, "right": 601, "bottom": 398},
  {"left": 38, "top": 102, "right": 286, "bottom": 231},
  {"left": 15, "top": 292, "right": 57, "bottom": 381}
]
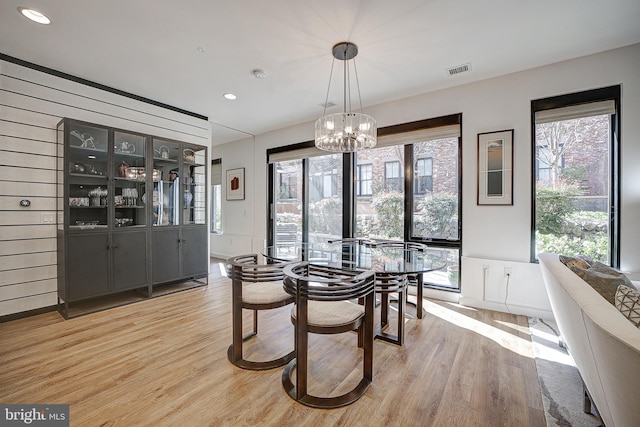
[{"left": 0, "top": 263, "right": 546, "bottom": 426}]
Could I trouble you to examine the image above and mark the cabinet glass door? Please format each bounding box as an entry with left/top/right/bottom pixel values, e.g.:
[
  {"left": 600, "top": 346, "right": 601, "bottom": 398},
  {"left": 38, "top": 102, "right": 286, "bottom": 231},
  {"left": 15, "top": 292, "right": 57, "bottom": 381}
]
[
  {"left": 152, "top": 139, "right": 180, "bottom": 226},
  {"left": 114, "top": 131, "right": 147, "bottom": 227},
  {"left": 183, "top": 145, "right": 207, "bottom": 225},
  {"left": 67, "top": 123, "right": 109, "bottom": 230}
]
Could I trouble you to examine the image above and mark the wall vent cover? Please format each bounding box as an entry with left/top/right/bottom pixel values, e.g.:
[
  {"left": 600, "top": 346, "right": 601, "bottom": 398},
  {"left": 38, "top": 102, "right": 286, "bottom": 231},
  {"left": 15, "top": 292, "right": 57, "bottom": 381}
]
[{"left": 447, "top": 63, "right": 471, "bottom": 76}]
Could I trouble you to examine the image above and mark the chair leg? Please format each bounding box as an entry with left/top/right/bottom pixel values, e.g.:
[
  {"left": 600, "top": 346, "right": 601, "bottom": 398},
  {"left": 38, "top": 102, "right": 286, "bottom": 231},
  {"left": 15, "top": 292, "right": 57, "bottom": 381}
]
[
  {"left": 228, "top": 282, "right": 293, "bottom": 370},
  {"left": 416, "top": 273, "right": 425, "bottom": 319},
  {"left": 253, "top": 309, "right": 258, "bottom": 335},
  {"left": 380, "top": 292, "right": 389, "bottom": 329},
  {"left": 230, "top": 279, "right": 243, "bottom": 364},
  {"left": 363, "top": 292, "right": 374, "bottom": 382},
  {"left": 397, "top": 288, "right": 406, "bottom": 346},
  {"left": 296, "top": 300, "right": 309, "bottom": 400}
]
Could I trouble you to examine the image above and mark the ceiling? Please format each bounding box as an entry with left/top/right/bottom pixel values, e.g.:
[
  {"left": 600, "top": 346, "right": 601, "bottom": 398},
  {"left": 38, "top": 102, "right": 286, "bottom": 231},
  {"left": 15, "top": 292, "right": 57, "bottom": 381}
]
[{"left": 2, "top": 1, "right": 639, "bottom": 145}]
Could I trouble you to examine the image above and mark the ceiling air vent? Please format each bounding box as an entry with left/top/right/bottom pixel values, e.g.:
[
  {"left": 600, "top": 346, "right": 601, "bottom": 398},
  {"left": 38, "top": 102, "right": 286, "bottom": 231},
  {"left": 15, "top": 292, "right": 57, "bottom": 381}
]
[{"left": 447, "top": 63, "right": 471, "bottom": 76}]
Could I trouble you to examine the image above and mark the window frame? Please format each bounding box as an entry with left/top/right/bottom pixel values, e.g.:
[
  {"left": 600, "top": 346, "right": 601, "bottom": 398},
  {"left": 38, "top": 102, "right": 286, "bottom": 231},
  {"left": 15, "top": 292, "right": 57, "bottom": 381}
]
[
  {"left": 414, "top": 156, "right": 434, "bottom": 195},
  {"left": 356, "top": 163, "right": 373, "bottom": 197},
  {"left": 266, "top": 113, "right": 462, "bottom": 292},
  {"left": 384, "top": 160, "right": 402, "bottom": 192},
  {"left": 530, "top": 85, "right": 621, "bottom": 266}
]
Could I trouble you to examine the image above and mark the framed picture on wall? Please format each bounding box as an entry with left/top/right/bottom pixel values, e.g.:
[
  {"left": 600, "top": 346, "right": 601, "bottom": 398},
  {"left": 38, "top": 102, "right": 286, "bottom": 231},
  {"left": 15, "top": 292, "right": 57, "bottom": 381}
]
[
  {"left": 226, "top": 167, "right": 245, "bottom": 200},
  {"left": 477, "top": 129, "right": 514, "bottom": 205}
]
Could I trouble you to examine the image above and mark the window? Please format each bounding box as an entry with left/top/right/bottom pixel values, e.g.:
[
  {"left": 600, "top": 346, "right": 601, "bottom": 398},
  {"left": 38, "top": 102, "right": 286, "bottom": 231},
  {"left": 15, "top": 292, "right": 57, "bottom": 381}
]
[
  {"left": 356, "top": 164, "right": 373, "bottom": 196},
  {"left": 310, "top": 165, "right": 338, "bottom": 201},
  {"left": 279, "top": 171, "right": 297, "bottom": 199},
  {"left": 532, "top": 86, "right": 620, "bottom": 265},
  {"left": 273, "top": 159, "right": 302, "bottom": 246},
  {"left": 356, "top": 147, "right": 405, "bottom": 241},
  {"left": 384, "top": 161, "right": 402, "bottom": 192},
  {"left": 309, "top": 155, "right": 342, "bottom": 241},
  {"left": 211, "top": 160, "right": 222, "bottom": 233},
  {"left": 267, "top": 113, "right": 461, "bottom": 290},
  {"left": 414, "top": 157, "right": 433, "bottom": 194}
]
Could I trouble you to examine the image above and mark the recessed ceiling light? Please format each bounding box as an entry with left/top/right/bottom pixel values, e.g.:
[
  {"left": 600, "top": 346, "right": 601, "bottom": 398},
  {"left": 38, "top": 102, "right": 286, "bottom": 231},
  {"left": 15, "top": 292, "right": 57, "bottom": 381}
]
[
  {"left": 17, "top": 7, "right": 51, "bottom": 24},
  {"left": 223, "top": 93, "right": 237, "bottom": 100},
  {"left": 196, "top": 46, "right": 206, "bottom": 53}
]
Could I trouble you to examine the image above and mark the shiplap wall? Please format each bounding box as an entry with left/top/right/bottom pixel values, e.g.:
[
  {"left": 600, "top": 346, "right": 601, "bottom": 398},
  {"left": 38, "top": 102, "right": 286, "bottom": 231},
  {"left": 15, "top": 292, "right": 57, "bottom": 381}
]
[{"left": 0, "top": 58, "right": 211, "bottom": 317}]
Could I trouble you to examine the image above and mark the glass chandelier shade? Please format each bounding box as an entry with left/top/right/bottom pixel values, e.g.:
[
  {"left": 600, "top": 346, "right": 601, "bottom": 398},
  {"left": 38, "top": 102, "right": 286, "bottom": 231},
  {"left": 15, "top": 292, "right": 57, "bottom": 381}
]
[
  {"left": 315, "top": 42, "right": 377, "bottom": 152},
  {"left": 315, "top": 112, "right": 376, "bottom": 152}
]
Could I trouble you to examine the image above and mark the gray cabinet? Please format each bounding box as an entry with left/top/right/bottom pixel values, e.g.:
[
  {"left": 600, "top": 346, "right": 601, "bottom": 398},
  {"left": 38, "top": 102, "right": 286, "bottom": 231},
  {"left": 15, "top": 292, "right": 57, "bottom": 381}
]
[{"left": 57, "top": 118, "right": 207, "bottom": 318}]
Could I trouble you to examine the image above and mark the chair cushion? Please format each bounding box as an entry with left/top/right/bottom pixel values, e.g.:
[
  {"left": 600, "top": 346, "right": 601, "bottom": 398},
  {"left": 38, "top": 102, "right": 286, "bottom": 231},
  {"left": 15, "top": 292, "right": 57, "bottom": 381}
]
[
  {"left": 298, "top": 300, "right": 365, "bottom": 328},
  {"left": 243, "top": 282, "right": 291, "bottom": 305}
]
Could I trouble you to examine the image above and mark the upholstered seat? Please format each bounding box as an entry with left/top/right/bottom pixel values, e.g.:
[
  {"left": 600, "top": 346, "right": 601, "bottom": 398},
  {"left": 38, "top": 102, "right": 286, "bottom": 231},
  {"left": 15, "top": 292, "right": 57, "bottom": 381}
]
[
  {"left": 242, "top": 282, "right": 292, "bottom": 305},
  {"left": 225, "top": 254, "right": 295, "bottom": 370},
  {"left": 281, "top": 262, "right": 375, "bottom": 408},
  {"left": 297, "top": 300, "right": 365, "bottom": 328}
]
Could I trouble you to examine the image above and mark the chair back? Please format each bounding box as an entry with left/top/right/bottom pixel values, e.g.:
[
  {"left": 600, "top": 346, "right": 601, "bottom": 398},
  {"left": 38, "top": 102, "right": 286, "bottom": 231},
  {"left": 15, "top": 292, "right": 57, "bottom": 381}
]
[
  {"left": 226, "top": 254, "right": 293, "bottom": 283},
  {"left": 369, "top": 239, "right": 427, "bottom": 252},
  {"left": 374, "top": 272, "right": 408, "bottom": 293},
  {"left": 283, "top": 263, "right": 374, "bottom": 302}
]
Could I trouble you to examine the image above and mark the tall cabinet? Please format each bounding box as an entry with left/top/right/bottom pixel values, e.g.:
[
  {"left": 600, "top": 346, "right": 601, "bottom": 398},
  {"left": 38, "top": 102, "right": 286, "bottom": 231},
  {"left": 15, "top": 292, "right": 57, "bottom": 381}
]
[{"left": 56, "top": 118, "right": 208, "bottom": 318}]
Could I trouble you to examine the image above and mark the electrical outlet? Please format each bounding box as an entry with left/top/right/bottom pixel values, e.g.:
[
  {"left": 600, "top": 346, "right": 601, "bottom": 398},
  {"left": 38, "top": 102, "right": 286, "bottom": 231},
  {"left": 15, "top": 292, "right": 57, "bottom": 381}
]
[{"left": 504, "top": 267, "right": 512, "bottom": 277}]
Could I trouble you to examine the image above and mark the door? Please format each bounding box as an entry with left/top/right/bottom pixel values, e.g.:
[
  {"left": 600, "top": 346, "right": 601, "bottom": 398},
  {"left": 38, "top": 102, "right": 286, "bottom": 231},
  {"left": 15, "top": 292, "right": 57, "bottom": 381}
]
[
  {"left": 152, "top": 229, "right": 180, "bottom": 284},
  {"left": 67, "top": 233, "right": 110, "bottom": 300},
  {"left": 182, "top": 226, "right": 207, "bottom": 278},
  {"left": 112, "top": 231, "right": 148, "bottom": 291}
]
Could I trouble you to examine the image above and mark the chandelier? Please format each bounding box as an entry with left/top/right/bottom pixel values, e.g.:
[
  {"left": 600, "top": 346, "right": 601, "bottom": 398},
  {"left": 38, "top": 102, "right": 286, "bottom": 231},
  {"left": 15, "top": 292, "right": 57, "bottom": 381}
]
[{"left": 315, "top": 42, "right": 377, "bottom": 152}]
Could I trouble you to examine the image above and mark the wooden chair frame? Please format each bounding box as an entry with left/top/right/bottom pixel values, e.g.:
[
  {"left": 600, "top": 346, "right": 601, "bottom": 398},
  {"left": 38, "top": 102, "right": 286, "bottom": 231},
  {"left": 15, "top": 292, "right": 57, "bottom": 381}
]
[
  {"left": 281, "top": 262, "right": 375, "bottom": 408},
  {"left": 373, "top": 272, "right": 408, "bottom": 346},
  {"left": 369, "top": 240, "right": 429, "bottom": 319},
  {"left": 225, "top": 254, "right": 295, "bottom": 370}
]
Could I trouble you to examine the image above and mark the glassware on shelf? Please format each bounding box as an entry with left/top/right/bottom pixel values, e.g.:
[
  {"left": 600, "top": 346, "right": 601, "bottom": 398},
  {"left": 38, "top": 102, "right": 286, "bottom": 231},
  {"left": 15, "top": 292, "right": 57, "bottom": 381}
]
[
  {"left": 88, "top": 187, "right": 108, "bottom": 206},
  {"left": 122, "top": 188, "right": 139, "bottom": 206}
]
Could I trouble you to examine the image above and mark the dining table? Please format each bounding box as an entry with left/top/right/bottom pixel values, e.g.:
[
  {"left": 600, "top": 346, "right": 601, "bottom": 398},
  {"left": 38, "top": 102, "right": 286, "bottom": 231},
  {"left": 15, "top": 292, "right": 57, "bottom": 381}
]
[{"left": 262, "top": 240, "right": 447, "bottom": 320}]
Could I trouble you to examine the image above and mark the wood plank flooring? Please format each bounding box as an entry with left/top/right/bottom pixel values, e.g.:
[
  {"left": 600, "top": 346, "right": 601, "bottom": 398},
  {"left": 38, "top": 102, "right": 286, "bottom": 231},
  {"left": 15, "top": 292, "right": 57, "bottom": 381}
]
[{"left": 0, "top": 263, "right": 546, "bottom": 426}]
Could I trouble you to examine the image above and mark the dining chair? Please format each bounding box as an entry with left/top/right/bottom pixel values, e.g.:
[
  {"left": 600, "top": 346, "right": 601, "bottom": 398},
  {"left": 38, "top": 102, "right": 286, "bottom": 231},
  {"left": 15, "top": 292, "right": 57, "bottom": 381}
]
[
  {"left": 369, "top": 240, "right": 430, "bottom": 322},
  {"left": 281, "top": 262, "right": 376, "bottom": 408},
  {"left": 225, "top": 254, "right": 295, "bottom": 370},
  {"left": 371, "top": 272, "right": 408, "bottom": 345}
]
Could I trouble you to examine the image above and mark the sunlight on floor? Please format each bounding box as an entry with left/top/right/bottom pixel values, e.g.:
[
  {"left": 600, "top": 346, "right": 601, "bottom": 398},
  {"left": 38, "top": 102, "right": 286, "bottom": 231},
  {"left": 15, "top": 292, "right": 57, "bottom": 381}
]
[
  {"left": 529, "top": 321, "right": 576, "bottom": 367},
  {"left": 423, "top": 299, "right": 533, "bottom": 358}
]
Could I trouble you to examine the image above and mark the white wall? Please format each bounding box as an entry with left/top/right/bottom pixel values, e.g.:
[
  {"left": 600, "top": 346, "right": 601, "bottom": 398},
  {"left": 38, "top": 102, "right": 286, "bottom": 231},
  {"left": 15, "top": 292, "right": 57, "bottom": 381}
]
[
  {"left": 0, "top": 59, "right": 211, "bottom": 317},
  {"left": 211, "top": 44, "right": 640, "bottom": 318}
]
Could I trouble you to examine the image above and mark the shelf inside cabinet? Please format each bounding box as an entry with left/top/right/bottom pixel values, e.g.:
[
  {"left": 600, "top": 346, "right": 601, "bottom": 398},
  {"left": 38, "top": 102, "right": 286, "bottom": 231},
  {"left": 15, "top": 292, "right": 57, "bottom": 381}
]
[
  {"left": 153, "top": 157, "right": 178, "bottom": 164},
  {"left": 115, "top": 152, "right": 144, "bottom": 159},
  {"left": 69, "top": 173, "right": 108, "bottom": 179},
  {"left": 69, "top": 225, "right": 108, "bottom": 230},
  {"left": 69, "top": 146, "right": 107, "bottom": 154}
]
